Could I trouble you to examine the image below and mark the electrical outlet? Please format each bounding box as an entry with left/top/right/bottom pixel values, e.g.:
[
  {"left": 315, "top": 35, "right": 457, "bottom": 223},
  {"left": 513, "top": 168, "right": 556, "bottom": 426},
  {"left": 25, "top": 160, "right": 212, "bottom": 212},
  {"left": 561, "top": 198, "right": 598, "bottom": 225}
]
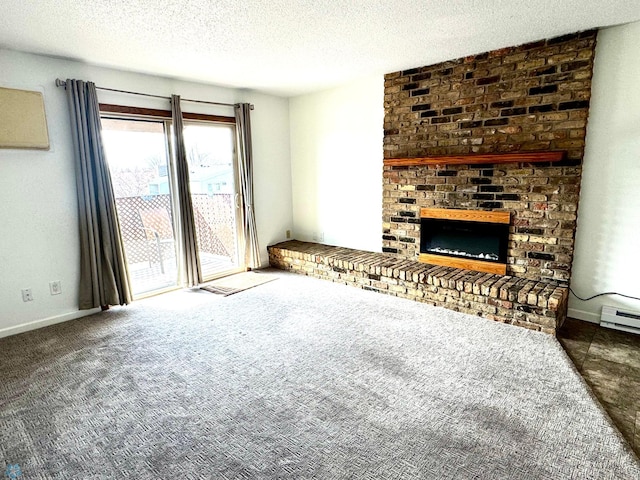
[
  {"left": 286, "top": 229, "right": 291, "bottom": 239},
  {"left": 21, "top": 288, "right": 33, "bottom": 302},
  {"left": 50, "top": 281, "right": 62, "bottom": 295},
  {"left": 318, "top": 232, "right": 324, "bottom": 242}
]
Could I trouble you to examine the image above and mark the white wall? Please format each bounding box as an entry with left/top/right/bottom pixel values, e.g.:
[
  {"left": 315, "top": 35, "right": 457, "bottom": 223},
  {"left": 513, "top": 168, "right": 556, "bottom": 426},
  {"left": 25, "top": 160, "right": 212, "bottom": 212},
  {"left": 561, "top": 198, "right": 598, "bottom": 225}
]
[
  {"left": 289, "top": 75, "right": 384, "bottom": 252},
  {"left": 569, "top": 21, "right": 640, "bottom": 322},
  {"left": 0, "top": 48, "right": 292, "bottom": 337}
]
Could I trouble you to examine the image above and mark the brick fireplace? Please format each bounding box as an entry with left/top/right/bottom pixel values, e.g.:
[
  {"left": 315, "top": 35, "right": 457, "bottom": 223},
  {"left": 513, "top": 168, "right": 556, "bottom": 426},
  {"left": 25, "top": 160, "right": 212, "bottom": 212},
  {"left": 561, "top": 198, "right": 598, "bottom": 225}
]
[
  {"left": 269, "top": 30, "right": 596, "bottom": 335},
  {"left": 383, "top": 31, "right": 597, "bottom": 283}
]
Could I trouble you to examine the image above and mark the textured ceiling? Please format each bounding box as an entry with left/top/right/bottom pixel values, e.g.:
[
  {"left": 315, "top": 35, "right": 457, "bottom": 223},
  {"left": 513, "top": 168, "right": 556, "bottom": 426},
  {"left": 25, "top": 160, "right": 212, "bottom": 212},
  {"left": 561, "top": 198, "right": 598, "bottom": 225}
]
[{"left": 1, "top": 1, "right": 639, "bottom": 96}]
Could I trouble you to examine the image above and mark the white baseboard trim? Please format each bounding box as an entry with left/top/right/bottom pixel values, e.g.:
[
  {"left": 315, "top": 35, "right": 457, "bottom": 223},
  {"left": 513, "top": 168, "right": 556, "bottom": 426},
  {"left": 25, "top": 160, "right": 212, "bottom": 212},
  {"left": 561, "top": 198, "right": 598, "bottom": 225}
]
[
  {"left": 567, "top": 307, "right": 601, "bottom": 324},
  {"left": 0, "top": 308, "right": 101, "bottom": 339}
]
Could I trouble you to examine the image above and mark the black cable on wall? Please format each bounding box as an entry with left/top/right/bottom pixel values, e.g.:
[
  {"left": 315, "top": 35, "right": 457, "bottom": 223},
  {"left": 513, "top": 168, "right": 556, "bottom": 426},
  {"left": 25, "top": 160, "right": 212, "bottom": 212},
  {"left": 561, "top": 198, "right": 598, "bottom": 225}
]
[{"left": 569, "top": 288, "right": 640, "bottom": 302}]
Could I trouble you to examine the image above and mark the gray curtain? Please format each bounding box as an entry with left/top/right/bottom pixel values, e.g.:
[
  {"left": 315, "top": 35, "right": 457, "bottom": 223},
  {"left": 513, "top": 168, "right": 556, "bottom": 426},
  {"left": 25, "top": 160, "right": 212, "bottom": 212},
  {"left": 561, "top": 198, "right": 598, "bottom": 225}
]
[
  {"left": 171, "top": 95, "right": 202, "bottom": 286},
  {"left": 65, "top": 79, "right": 131, "bottom": 309},
  {"left": 235, "top": 103, "right": 261, "bottom": 269}
]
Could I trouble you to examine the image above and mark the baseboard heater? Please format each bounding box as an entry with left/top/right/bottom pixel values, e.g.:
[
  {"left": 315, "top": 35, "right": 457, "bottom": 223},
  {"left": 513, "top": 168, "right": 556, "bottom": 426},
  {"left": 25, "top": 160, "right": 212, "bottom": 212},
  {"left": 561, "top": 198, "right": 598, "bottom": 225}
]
[{"left": 600, "top": 305, "right": 640, "bottom": 335}]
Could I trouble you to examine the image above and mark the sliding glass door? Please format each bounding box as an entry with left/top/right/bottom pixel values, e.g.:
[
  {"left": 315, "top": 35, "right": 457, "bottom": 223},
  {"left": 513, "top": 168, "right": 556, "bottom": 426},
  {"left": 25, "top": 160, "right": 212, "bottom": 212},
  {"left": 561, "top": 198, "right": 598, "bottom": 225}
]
[
  {"left": 102, "top": 118, "right": 178, "bottom": 297},
  {"left": 183, "top": 122, "right": 244, "bottom": 279},
  {"left": 101, "top": 113, "right": 243, "bottom": 297}
]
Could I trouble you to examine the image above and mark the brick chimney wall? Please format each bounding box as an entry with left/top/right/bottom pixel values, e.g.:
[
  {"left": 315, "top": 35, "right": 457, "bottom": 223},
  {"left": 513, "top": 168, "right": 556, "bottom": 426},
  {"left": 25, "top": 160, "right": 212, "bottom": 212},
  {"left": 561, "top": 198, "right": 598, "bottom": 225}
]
[{"left": 383, "top": 31, "right": 597, "bottom": 282}]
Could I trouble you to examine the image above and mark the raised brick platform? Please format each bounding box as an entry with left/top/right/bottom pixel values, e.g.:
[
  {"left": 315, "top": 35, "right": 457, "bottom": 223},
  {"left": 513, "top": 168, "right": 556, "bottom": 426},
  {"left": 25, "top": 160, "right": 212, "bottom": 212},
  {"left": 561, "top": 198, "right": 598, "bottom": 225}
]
[{"left": 268, "top": 240, "right": 569, "bottom": 335}]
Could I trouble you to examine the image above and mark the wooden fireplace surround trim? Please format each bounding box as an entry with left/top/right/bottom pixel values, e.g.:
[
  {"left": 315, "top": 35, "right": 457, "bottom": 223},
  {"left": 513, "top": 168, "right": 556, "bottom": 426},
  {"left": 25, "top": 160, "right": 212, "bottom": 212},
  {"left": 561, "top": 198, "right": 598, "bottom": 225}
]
[
  {"left": 383, "top": 151, "right": 566, "bottom": 167},
  {"left": 420, "top": 208, "right": 510, "bottom": 224},
  {"left": 419, "top": 208, "right": 510, "bottom": 275}
]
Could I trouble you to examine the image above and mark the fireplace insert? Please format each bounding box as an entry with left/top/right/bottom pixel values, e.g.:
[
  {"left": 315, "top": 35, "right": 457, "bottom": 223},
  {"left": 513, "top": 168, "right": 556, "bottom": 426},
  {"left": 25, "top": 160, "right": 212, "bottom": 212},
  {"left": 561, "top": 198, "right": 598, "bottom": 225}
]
[
  {"left": 417, "top": 208, "right": 511, "bottom": 274},
  {"left": 420, "top": 217, "right": 509, "bottom": 264}
]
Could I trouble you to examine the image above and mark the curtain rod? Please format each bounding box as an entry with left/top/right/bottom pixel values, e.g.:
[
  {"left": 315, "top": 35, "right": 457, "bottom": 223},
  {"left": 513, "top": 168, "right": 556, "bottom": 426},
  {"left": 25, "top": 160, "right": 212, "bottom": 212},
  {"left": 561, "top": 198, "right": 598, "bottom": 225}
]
[{"left": 54, "top": 79, "right": 253, "bottom": 110}]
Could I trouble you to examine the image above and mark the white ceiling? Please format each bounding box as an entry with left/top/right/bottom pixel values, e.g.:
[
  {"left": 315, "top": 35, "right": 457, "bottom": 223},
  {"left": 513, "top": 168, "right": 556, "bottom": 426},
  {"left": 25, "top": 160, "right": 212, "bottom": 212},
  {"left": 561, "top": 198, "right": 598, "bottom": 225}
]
[{"left": 1, "top": 1, "right": 639, "bottom": 97}]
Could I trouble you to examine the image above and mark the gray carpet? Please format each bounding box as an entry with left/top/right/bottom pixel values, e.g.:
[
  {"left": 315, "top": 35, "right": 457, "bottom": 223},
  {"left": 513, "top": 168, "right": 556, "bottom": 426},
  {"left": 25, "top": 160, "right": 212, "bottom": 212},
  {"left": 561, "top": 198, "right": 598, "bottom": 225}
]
[{"left": 0, "top": 270, "right": 638, "bottom": 479}]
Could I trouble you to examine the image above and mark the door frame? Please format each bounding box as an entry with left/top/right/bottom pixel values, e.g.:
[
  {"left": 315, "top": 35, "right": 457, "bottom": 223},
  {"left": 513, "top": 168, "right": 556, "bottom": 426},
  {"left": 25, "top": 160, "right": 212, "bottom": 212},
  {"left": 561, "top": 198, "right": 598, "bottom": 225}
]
[{"left": 100, "top": 104, "right": 246, "bottom": 295}]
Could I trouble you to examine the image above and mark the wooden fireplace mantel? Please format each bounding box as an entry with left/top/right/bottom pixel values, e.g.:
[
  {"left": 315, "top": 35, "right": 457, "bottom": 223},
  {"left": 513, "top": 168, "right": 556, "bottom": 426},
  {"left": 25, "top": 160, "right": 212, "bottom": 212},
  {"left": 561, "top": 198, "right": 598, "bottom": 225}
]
[{"left": 383, "top": 151, "right": 566, "bottom": 167}]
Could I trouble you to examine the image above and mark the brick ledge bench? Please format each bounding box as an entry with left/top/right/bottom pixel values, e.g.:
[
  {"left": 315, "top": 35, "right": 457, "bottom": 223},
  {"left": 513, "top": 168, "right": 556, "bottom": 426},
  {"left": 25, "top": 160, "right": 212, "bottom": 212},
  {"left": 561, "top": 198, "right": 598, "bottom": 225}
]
[{"left": 268, "top": 240, "right": 569, "bottom": 335}]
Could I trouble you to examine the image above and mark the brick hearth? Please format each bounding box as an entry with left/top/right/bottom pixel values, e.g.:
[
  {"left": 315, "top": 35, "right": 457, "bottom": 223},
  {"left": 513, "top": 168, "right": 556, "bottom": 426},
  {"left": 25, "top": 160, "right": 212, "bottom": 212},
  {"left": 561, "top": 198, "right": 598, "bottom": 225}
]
[{"left": 269, "top": 241, "right": 568, "bottom": 335}]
